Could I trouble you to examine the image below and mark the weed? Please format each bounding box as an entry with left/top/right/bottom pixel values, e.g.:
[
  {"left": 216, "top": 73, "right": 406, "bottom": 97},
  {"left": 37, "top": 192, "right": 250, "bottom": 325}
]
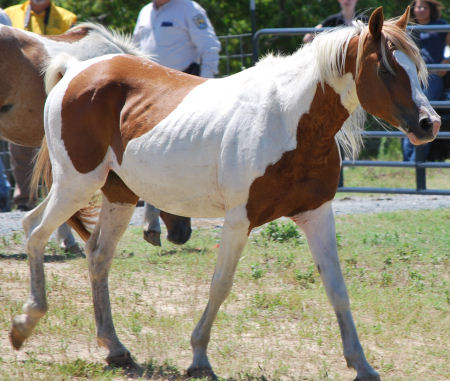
[
  {"left": 260, "top": 220, "right": 302, "bottom": 244},
  {"left": 57, "top": 359, "right": 121, "bottom": 378},
  {"left": 381, "top": 272, "right": 393, "bottom": 286},
  {"left": 251, "top": 264, "right": 265, "bottom": 279},
  {"left": 295, "top": 265, "right": 316, "bottom": 287}
]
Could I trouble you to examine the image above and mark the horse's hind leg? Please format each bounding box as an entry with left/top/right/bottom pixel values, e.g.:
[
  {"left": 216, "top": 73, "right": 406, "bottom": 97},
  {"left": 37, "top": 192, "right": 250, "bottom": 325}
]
[
  {"left": 292, "top": 202, "right": 380, "bottom": 381},
  {"left": 10, "top": 185, "right": 96, "bottom": 350},
  {"left": 56, "top": 223, "right": 83, "bottom": 254},
  {"left": 188, "top": 207, "right": 249, "bottom": 377},
  {"left": 88, "top": 176, "right": 138, "bottom": 366}
]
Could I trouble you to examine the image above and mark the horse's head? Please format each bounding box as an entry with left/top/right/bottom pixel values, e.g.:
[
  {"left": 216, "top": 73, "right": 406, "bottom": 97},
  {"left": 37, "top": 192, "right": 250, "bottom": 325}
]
[{"left": 353, "top": 7, "right": 440, "bottom": 145}]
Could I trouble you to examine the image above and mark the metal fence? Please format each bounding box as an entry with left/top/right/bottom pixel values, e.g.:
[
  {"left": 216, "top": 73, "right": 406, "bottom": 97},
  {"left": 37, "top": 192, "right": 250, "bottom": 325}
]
[
  {"left": 218, "top": 33, "right": 253, "bottom": 76},
  {"left": 252, "top": 24, "right": 450, "bottom": 196}
]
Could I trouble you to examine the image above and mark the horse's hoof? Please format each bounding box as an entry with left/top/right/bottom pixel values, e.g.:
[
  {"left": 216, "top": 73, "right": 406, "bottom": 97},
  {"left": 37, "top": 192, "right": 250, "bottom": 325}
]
[
  {"left": 143, "top": 230, "right": 161, "bottom": 246},
  {"left": 167, "top": 227, "right": 192, "bottom": 245},
  {"left": 9, "top": 324, "right": 27, "bottom": 350},
  {"left": 106, "top": 350, "right": 135, "bottom": 368},
  {"left": 64, "top": 243, "right": 85, "bottom": 257},
  {"left": 187, "top": 366, "right": 217, "bottom": 379}
]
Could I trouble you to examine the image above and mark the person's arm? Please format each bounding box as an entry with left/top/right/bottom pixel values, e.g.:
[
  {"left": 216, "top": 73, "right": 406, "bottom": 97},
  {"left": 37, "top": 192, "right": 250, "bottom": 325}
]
[
  {"left": 0, "top": 9, "right": 12, "bottom": 26},
  {"left": 186, "top": 6, "right": 221, "bottom": 77},
  {"left": 303, "top": 23, "right": 322, "bottom": 43},
  {"left": 437, "top": 29, "right": 450, "bottom": 77},
  {"left": 132, "top": 6, "right": 149, "bottom": 48}
]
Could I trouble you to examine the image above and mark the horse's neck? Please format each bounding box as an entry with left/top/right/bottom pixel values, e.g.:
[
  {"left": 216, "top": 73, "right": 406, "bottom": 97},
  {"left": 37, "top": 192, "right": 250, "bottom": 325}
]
[{"left": 265, "top": 50, "right": 358, "bottom": 135}]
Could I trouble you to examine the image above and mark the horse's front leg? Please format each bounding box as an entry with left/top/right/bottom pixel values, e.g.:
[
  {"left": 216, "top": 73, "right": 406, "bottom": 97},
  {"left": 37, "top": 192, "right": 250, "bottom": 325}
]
[
  {"left": 86, "top": 198, "right": 137, "bottom": 366},
  {"left": 188, "top": 207, "right": 249, "bottom": 378},
  {"left": 292, "top": 201, "right": 380, "bottom": 381}
]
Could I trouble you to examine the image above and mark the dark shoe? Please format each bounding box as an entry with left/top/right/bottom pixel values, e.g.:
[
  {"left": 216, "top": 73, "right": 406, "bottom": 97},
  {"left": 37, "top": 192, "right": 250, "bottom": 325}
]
[
  {"left": 143, "top": 229, "right": 161, "bottom": 246},
  {"left": 0, "top": 196, "right": 10, "bottom": 212},
  {"left": 16, "top": 204, "right": 32, "bottom": 212}
]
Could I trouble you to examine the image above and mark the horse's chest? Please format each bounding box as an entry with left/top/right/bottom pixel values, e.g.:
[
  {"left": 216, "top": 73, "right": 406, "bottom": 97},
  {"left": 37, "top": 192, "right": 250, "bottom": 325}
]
[{"left": 246, "top": 143, "right": 341, "bottom": 228}]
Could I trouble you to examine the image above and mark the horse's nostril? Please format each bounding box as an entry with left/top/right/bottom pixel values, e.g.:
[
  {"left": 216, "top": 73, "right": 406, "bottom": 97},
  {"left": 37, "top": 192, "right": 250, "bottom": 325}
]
[{"left": 419, "top": 117, "right": 433, "bottom": 131}]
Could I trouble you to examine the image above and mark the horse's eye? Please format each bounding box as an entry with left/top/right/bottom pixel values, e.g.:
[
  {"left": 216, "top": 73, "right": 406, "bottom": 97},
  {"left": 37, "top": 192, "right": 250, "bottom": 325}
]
[
  {"left": 0, "top": 104, "right": 14, "bottom": 113},
  {"left": 378, "top": 65, "right": 390, "bottom": 76}
]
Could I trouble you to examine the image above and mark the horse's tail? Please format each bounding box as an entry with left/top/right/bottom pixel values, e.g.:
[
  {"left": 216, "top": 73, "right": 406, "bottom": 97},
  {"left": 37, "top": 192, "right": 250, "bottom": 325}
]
[
  {"left": 43, "top": 53, "right": 79, "bottom": 94},
  {"left": 30, "top": 139, "right": 98, "bottom": 242}
]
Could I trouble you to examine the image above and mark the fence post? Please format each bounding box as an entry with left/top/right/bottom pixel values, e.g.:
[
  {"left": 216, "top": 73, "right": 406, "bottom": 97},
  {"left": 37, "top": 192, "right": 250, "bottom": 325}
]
[{"left": 415, "top": 145, "right": 426, "bottom": 191}]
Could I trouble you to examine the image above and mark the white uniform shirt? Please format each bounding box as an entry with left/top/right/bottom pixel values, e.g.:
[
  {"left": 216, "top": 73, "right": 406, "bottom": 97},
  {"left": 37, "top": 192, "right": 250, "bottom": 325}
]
[
  {"left": 133, "top": 0, "right": 221, "bottom": 78},
  {"left": 0, "top": 9, "right": 11, "bottom": 26}
]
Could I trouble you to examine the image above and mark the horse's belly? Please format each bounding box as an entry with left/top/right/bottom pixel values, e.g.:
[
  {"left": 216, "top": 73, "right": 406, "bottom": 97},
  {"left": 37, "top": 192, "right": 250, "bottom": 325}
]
[{"left": 117, "top": 145, "right": 228, "bottom": 218}]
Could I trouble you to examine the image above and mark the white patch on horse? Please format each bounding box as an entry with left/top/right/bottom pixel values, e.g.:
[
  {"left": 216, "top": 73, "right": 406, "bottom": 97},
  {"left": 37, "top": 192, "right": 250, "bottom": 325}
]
[{"left": 393, "top": 50, "right": 440, "bottom": 126}]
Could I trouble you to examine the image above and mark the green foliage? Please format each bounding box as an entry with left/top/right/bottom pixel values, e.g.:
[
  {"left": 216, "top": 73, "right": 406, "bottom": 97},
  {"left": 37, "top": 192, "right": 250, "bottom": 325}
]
[
  {"left": 295, "top": 264, "right": 316, "bottom": 287},
  {"left": 260, "top": 220, "right": 302, "bottom": 244},
  {"left": 57, "top": 359, "right": 122, "bottom": 378}
]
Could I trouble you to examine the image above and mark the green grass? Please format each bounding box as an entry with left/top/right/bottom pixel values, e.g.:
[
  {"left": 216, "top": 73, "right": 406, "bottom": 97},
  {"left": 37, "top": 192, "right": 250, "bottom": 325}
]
[
  {"left": 340, "top": 166, "right": 449, "bottom": 192},
  {"left": 0, "top": 209, "right": 448, "bottom": 380}
]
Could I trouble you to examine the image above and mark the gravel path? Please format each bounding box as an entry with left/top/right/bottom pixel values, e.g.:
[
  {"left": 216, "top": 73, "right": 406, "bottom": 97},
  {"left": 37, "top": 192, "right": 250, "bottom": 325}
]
[{"left": 0, "top": 194, "right": 448, "bottom": 237}]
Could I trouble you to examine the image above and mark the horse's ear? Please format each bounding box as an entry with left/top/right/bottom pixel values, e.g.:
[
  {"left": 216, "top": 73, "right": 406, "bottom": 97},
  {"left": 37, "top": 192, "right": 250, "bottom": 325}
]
[
  {"left": 396, "top": 6, "right": 410, "bottom": 31},
  {"left": 369, "top": 6, "right": 384, "bottom": 41}
]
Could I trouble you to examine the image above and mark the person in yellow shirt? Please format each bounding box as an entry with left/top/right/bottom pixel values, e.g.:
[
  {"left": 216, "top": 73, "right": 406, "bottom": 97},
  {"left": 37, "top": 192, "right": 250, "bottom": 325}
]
[
  {"left": 6, "top": 0, "right": 76, "bottom": 35},
  {"left": 4, "top": 0, "right": 76, "bottom": 211}
]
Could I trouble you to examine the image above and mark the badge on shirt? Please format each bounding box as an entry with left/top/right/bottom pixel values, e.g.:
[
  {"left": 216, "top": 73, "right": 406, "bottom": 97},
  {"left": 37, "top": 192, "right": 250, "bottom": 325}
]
[{"left": 193, "top": 14, "right": 207, "bottom": 30}]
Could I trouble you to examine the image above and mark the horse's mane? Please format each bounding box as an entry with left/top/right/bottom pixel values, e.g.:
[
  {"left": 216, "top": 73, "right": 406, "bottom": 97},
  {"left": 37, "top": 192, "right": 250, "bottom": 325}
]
[
  {"left": 256, "top": 17, "right": 427, "bottom": 159},
  {"left": 69, "top": 22, "right": 148, "bottom": 58}
]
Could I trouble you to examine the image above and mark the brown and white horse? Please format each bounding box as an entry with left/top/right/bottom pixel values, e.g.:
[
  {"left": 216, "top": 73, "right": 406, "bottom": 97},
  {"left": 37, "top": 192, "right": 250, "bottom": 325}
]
[
  {"left": 0, "top": 23, "right": 190, "bottom": 246},
  {"left": 10, "top": 8, "right": 440, "bottom": 381}
]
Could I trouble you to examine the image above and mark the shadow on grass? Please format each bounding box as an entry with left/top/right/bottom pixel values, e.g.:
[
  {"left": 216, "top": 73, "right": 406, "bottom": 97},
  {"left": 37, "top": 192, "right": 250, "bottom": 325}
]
[
  {"left": 0, "top": 251, "right": 85, "bottom": 262},
  {"left": 108, "top": 358, "right": 275, "bottom": 381},
  {"left": 19, "top": 357, "right": 278, "bottom": 380},
  {"left": 156, "top": 247, "right": 207, "bottom": 257}
]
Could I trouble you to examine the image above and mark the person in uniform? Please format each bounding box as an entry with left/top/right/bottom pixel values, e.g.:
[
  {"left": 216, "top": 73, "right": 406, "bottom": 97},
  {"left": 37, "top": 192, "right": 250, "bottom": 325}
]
[
  {"left": 133, "top": 0, "right": 221, "bottom": 245},
  {"left": 5, "top": 0, "right": 76, "bottom": 211}
]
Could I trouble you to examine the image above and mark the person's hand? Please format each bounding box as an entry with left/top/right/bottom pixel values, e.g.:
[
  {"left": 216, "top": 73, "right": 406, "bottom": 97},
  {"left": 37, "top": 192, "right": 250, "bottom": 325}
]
[
  {"left": 437, "top": 58, "right": 449, "bottom": 77},
  {"left": 303, "top": 33, "right": 314, "bottom": 43},
  {"left": 303, "top": 23, "right": 322, "bottom": 44},
  {"left": 200, "top": 66, "right": 215, "bottom": 78}
]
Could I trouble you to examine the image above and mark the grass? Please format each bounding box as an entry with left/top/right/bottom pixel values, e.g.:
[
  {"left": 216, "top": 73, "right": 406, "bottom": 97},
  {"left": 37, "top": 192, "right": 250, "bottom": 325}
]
[
  {"left": 340, "top": 166, "right": 449, "bottom": 192},
  {"left": 0, "top": 209, "right": 448, "bottom": 380}
]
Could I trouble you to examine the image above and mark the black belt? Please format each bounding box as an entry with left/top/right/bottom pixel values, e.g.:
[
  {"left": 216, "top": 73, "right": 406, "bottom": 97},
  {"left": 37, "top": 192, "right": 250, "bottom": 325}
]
[{"left": 183, "top": 63, "right": 200, "bottom": 76}]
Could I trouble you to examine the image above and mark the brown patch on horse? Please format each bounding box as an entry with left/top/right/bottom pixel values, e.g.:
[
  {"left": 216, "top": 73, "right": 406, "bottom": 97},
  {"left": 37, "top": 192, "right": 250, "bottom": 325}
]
[
  {"left": 60, "top": 55, "right": 206, "bottom": 174},
  {"left": 101, "top": 171, "right": 139, "bottom": 205},
  {"left": 246, "top": 84, "right": 349, "bottom": 230},
  {"left": 45, "top": 26, "right": 90, "bottom": 42}
]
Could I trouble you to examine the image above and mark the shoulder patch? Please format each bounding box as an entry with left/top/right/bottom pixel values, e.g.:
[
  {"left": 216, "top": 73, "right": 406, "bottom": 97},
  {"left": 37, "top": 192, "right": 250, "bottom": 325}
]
[{"left": 193, "top": 14, "right": 207, "bottom": 30}]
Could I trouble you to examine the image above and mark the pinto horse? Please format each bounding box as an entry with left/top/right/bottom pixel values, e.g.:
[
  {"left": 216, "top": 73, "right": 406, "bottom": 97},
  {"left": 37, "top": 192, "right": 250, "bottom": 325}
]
[
  {"left": 10, "top": 7, "right": 440, "bottom": 381},
  {"left": 0, "top": 23, "right": 190, "bottom": 246}
]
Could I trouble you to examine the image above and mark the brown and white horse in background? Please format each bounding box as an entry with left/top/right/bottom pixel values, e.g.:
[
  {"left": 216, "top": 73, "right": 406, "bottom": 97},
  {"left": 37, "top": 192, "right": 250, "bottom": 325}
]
[
  {"left": 0, "top": 23, "right": 190, "bottom": 247},
  {"left": 10, "top": 7, "right": 440, "bottom": 381}
]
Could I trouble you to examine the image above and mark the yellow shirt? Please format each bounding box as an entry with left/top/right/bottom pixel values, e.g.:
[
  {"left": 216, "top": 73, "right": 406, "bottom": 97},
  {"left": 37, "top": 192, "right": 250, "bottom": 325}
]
[{"left": 5, "top": 1, "right": 76, "bottom": 35}]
